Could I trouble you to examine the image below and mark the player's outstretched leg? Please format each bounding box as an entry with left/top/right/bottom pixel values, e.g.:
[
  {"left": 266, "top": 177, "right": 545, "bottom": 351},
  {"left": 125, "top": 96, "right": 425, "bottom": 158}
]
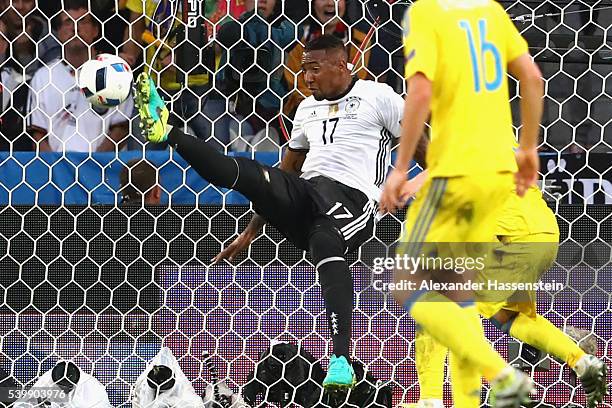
[
  {"left": 309, "top": 221, "right": 356, "bottom": 390},
  {"left": 412, "top": 313, "right": 607, "bottom": 408},
  {"left": 134, "top": 72, "right": 273, "bottom": 204},
  {"left": 501, "top": 312, "right": 608, "bottom": 407},
  {"left": 406, "top": 291, "right": 534, "bottom": 408}
]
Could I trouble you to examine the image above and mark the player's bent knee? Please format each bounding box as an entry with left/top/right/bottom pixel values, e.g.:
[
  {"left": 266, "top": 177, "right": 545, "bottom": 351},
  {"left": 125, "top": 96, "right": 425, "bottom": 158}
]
[{"left": 309, "top": 224, "right": 346, "bottom": 265}]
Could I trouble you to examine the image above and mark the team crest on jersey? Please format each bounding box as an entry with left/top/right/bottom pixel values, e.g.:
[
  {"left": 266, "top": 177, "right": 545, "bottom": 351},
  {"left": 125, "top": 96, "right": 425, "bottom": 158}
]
[
  {"left": 329, "top": 103, "right": 339, "bottom": 117},
  {"left": 345, "top": 97, "right": 361, "bottom": 113}
]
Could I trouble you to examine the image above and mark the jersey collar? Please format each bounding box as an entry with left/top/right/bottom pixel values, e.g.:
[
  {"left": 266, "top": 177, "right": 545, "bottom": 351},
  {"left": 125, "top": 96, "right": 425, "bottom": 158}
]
[{"left": 325, "top": 77, "right": 359, "bottom": 102}]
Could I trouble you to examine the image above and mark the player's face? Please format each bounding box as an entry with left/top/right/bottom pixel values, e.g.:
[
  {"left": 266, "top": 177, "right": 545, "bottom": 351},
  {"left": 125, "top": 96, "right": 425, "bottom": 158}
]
[{"left": 302, "top": 49, "right": 347, "bottom": 100}]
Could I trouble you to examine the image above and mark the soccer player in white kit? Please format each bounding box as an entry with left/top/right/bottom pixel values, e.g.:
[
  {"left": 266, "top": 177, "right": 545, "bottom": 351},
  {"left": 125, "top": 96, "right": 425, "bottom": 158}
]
[{"left": 135, "top": 34, "right": 424, "bottom": 390}]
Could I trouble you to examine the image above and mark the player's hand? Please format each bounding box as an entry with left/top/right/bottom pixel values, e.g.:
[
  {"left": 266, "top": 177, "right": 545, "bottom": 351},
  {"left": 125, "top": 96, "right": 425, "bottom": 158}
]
[
  {"left": 400, "top": 180, "right": 420, "bottom": 203},
  {"left": 380, "top": 168, "right": 407, "bottom": 214},
  {"left": 399, "top": 171, "right": 427, "bottom": 203},
  {"left": 515, "top": 147, "right": 539, "bottom": 197},
  {"left": 211, "top": 229, "right": 257, "bottom": 264}
]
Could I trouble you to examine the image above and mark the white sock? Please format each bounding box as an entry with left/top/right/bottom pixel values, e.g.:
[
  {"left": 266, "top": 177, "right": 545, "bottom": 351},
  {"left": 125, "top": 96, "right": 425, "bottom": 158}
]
[{"left": 574, "top": 354, "right": 598, "bottom": 377}]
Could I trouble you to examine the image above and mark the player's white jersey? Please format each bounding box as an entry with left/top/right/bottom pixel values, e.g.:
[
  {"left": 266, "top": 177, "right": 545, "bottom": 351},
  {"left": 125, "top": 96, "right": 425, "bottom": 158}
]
[{"left": 289, "top": 79, "right": 404, "bottom": 202}]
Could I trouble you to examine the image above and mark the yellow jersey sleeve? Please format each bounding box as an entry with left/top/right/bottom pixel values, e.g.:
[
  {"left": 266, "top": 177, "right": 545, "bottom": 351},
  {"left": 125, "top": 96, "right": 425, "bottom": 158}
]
[
  {"left": 402, "top": 2, "right": 438, "bottom": 81},
  {"left": 497, "top": 3, "right": 529, "bottom": 62},
  {"left": 125, "top": 0, "right": 144, "bottom": 14}
]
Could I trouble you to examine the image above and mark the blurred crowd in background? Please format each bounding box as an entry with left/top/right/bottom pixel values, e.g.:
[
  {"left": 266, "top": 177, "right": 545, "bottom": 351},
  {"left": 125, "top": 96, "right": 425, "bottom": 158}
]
[{"left": 0, "top": 0, "right": 610, "bottom": 154}]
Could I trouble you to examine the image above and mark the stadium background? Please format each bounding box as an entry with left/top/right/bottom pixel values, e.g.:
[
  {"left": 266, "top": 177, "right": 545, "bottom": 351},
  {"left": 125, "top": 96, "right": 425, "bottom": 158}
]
[{"left": 0, "top": 0, "right": 611, "bottom": 407}]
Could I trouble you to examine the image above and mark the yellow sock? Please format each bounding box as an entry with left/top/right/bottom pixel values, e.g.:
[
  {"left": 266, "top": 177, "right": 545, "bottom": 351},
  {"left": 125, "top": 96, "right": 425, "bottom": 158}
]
[
  {"left": 449, "top": 351, "right": 482, "bottom": 408},
  {"left": 410, "top": 292, "right": 507, "bottom": 381},
  {"left": 415, "top": 329, "right": 447, "bottom": 400},
  {"left": 448, "top": 306, "right": 483, "bottom": 408},
  {"left": 416, "top": 327, "right": 481, "bottom": 408},
  {"left": 509, "top": 313, "right": 586, "bottom": 369}
]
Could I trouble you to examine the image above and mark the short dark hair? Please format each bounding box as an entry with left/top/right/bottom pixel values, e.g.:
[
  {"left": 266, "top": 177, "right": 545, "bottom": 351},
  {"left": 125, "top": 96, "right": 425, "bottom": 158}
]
[
  {"left": 120, "top": 159, "right": 158, "bottom": 204},
  {"left": 304, "top": 34, "right": 347, "bottom": 56}
]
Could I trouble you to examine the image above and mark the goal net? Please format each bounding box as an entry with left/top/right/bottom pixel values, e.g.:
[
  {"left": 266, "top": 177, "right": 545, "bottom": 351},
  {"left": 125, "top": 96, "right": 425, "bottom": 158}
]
[{"left": 0, "top": 0, "right": 610, "bottom": 407}]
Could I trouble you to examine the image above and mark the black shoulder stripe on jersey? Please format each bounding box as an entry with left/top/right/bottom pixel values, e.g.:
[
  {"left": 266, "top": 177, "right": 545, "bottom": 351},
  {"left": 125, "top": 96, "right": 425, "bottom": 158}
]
[
  {"left": 386, "top": 131, "right": 394, "bottom": 185},
  {"left": 375, "top": 129, "right": 393, "bottom": 187},
  {"left": 374, "top": 129, "right": 385, "bottom": 187},
  {"left": 383, "top": 129, "right": 393, "bottom": 185}
]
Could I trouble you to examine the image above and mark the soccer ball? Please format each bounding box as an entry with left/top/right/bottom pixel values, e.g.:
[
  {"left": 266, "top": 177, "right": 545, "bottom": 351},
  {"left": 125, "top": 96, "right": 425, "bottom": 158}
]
[{"left": 77, "top": 54, "right": 133, "bottom": 108}]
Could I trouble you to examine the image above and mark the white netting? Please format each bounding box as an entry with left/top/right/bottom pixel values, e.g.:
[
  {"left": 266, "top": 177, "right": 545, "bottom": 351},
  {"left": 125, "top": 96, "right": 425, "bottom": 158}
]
[{"left": 0, "top": 0, "right": 610, "bottom": 407}]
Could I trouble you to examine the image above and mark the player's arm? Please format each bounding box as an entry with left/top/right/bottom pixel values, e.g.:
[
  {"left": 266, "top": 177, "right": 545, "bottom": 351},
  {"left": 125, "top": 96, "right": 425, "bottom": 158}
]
[
  {"left": 509, "top": 55, "right": 542, "bottom": 150},
  {"left": 509, "top": 54, "right": 543, "bottom": 196},
  {"left": 212, "top": 148, "right": 308, "bottom": 264},
  {"left": 395, "top": 78, "right": 432, "bottom": 171},
  {"left": 280, "top": 147, "right": 308, "bottom": 174},
  {"left": 379, "top": 82, "right": 429, "bottom": 169},
  {"left": 380, "top": 2, "right": 436, "bottom": 213},
  {"left": 380, "top": 74, "right": 432, "bottom": 212},
  {"left": 401, "top": 169, "right": 428, "bottom": 201},
  {"left": 399, "top": 130, "right": 430, "bottom": 202},
  {"left": 500, "top": 4, "right": 544, "bottom": 196},
  {"left": 413, "top": 131, "right": 429, "bottom": 169}
]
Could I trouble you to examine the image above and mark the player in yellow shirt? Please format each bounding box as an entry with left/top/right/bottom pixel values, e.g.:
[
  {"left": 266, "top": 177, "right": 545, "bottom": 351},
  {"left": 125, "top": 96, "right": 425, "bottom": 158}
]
[
  {"left": 399, "top": 169, "right": 608, "bottom": 408},
  {"left": 379, "top": 0, "right": 545, "bottom": 406}
]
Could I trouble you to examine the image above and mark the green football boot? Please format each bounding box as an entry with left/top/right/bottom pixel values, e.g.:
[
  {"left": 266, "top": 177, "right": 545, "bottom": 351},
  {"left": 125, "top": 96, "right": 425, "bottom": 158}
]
[{"left": 134, "top": 72, "right": 169, "bottom": 143}]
